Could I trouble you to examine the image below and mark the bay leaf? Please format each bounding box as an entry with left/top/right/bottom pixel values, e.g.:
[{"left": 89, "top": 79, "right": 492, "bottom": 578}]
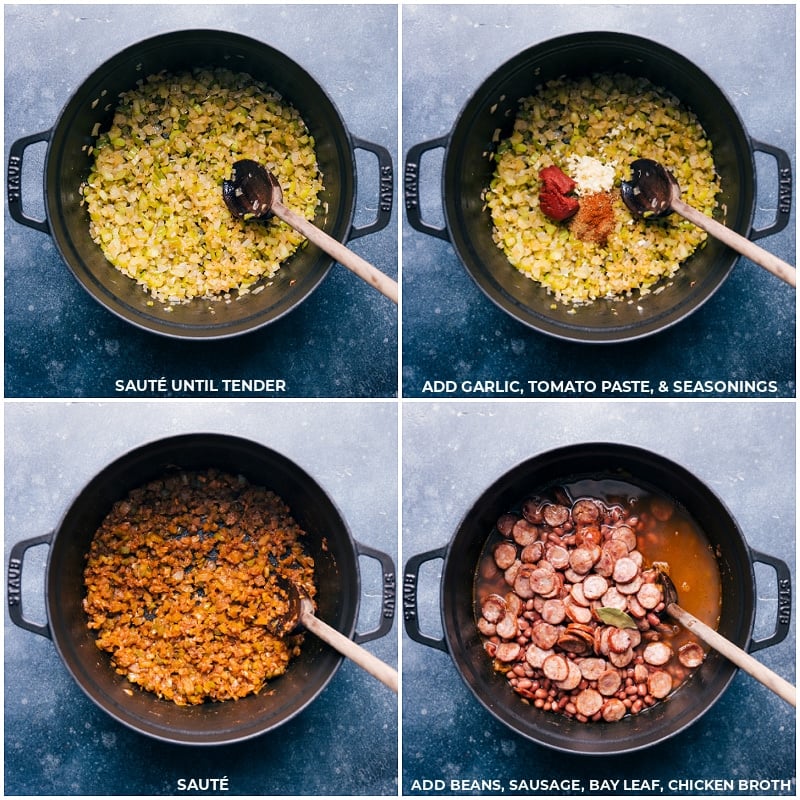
[{"left": 595, "top": 606, "right": 638, "bottom": 629}]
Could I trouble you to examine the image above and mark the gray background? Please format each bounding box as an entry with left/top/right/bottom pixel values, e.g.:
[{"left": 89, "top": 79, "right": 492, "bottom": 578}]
[
  {"left": 402, "top": 401, "right": 795, "bottom": 794},
  {"left": 5, "top": 4, "right": 397, "bottom": 399},
  {"left": 4, "top": 401, "right": 398, "bottom": 795},
  {"left": 402, "top": 4, "right": 795, "bottom": 398}
]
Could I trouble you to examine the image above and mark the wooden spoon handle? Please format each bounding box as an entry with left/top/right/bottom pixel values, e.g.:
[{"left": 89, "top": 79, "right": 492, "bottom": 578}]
[
  {"left": 668, "top": 603, "right": 795, "bottom": 707},
  {"left": 273, "top": 202, "right": 398, "bottom": 303},
  {"left": 300, "top": 606, "right": 398, "bottom": 693},
  {"left": 672, "top": 198, "right": 796, "bottom": 287}
]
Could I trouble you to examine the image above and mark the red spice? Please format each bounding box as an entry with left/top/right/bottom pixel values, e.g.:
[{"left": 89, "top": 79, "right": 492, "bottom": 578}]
[
  {"left": 569, "top": 191, "right": 616, "bottom": 245},
  {"left": 538, "top": 165, "right": 580, "bottom": 222}
]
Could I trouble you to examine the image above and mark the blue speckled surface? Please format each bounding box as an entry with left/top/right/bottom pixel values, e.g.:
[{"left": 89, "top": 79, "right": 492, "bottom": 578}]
[
  {"left": 4, "top": 4, "right": 398, "bottom": 399},
  {"left": 402, "top": 4, "right": 795, "bottom": 399},
  {"left": 5, "top": 402, "right": 398, "bottom": 795},
  {"left": 402, "top": 401, "right": 795, "bottom": 795}
]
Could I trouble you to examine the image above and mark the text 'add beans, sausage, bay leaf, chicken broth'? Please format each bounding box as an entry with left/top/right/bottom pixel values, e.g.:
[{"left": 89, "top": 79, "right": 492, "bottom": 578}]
[{"left": 474, "top": 478, "right": 722, "bottom": 723}]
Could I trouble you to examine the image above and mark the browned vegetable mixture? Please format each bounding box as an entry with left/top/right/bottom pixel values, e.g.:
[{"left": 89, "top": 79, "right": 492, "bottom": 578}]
[
  {"left": 475, "top": 483, "right": 721, "bottom": 722},
  {"left": 83, "top": 469, "right": 316, "bottom": 706}
]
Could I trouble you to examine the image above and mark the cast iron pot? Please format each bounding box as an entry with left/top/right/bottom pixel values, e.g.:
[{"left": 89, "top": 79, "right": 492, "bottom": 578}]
[
  {"left": 405, "top": 32, "right": 792, "bottom": 343},
  {"left": 8, "top": 434, "right": 395, "bottom": 745},
  {"left": 403, "top": 443, "right": 791, "bottom": 754},
  {"left": 8, "top": 30, "right": 393, "bottom": 339}
]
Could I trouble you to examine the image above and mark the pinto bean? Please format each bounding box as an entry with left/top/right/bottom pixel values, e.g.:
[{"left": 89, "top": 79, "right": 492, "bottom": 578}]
[
  {"left": 597, "top": 669, "right": 623, "bottom": 696},
  {"left": 601, "top": 697, "right": 628, "bottom": 722},
  {"left": 542, "top": 503, "right": 570, "bottom": 527},
  {"left": 647, "top": 669, "right": 673, "bottom": 698},
  {"left": 542, "top": 654, "right": 569, "bottom": 682},
  {"left": 612, "top": 556, "right": 639, "bottom": 584},
  {"left": 575, "top": 688, "right": 604, "bottom": 717},
  {"left": 678, "top": 642, "right": 705, "bottom": 668},
  {"left": 643, "top": 641, "right": 673, "bottom": 666},
  {"left": 649, "top": 497, "right": 674, "bottom": 522},
  {"left": 493, "top": 541, "right": 518, "bottom": 570}
]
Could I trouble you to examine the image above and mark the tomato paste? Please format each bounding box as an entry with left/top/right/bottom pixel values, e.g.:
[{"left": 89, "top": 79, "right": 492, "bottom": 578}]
[{"left": 538, "top": 165, "right": 579, "bottom": 222}]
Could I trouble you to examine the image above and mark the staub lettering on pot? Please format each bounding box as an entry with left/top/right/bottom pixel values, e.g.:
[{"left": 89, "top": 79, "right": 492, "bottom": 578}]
[
  {"left": 383, "top": 571, "right": 396, "bottom": 618},
  {"left": 380, "top": 164, "right": 393, "bottom": 212},
  {"left": 7, "top": 558, "right": 22, "bottom": 606},
  {"left": 8, "top": 155, "right": 22, "bottom": 204},
  {"left": 402, "top": 572, "right": 418, "bottom": 620},
  {"left": 404, "top": 162, "right": 419, "bottom": 209},
  {"left": 779, "top": 167, "right": 792, "bottom": 213},
  {"left": 778, "top": 578, "right": 791, "bottom": 624}
]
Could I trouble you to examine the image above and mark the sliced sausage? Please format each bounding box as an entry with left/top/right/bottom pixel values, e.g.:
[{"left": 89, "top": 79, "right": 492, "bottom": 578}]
[
  {"left": 477, "top": 618, "right": 496, "bottom": 636},
  {"left": 612, "top": 556, "right": 639, "bottom": 584},
  {"left": 542, "top": 654, "right": 569, "bottom": 682},
  {"left": 593, "top": 549, "right": 615, "bottom": 578},
  {"left": 542, "top": 503, "right": 570, "bottom": 527},
  {"left": 564, "top": 599, "right": 593, "bottom": 624},
  {"left": 521, "top": 498, "right": 544, "bottom": 524},
  {"left": 530, "top": 620, "right": 560, "bottom": 650},
  {"left": 597, "top": 668, "right": 622, "bottom": 696},
  {"left": 636, "top": 582, "right": 663, "bottom": 610},
  {"left": 556, "top": 658, "right": 583, "bottom": 691},
  {"left": 495, "top": 641, "right": 521, "bottom": 662},
  {"left": 602, "top": 539, "right": 629, "bottom": 561},
  {"left": 512, "top": 519, "right": 539, "bottom": 547},
  {"left": 520, "top": 541, "right": 544, "bottom": 563},
  {"left": 575, "top": 525, "right": 602, "bottom": 548},
  {"left": 541, "top": 598, "right": 567, "bottom": 625},
  {"left": 545, "top": 544, "right": 570, "bottom": 570},
  {"left": 608, "top": 647, "right": 634, "bottom": 668},
  {"left": 574, "top": 688, "right": 603, "bottom": 717},
  {"left": 493, "top": 541, "right": 518, "bottom": 570},
  {"left": 505, "top": 592, "right": 523, "bottom": 618},
  {"left": 608, "top": 628, "right": 632, "bottom": 654},
  {"left": 525, "top": 644, "right": 553, "bottom": 669},
  {"left": 627, "top": 595, "right": 647, "bottom": 618},
  {"left": 513, "top": 570, "right": 535, "bottom": 599},
  {"left": 601, "top": 698, "right": 627, "bottom": 722},
  {"left": 648, "top": 669, "right": 673, "bottom": 698},
  {"left": 481, "top": 594, "right": 506, "bottom": 623},
  {"left": 616, "top": 575, "right": 643, "bottom": 595},
  {"left": 643, "top": 641, "right": 673, "bottom": 666},
  {"left": 504, "top": 560, "right": 522, "bottom": 587},
  {"left": 577, "top": 657, "right": 608, "bottom": 681},
  {"left": 569, "top": 547, "right": 595, "bottom": 575},
  {"left": 570, "top": 582, "right": 590, "bottom": 607},
  {"left": 600, "top": 586, "right": 628, "bottom": 611},
  {"left": 678, "top": 642, "right": 705, "bottom": 668},
  {"left": 495, "top": 613, "right": 518, "bottom": 640},
  {"left": 496, "top": 513, "right": 519, "bottom": 537},
  {"left": 529, "top": 568, "right": 556, "bottom": 596},
  {"left": 582, "top": 575, "right": 609, "bottom": 600},
  {"left": 572, "top": 499, "right": 601, "bottom": 524},
  {"left": 610, "top": 525, "right": 637, "bottom": 551}
]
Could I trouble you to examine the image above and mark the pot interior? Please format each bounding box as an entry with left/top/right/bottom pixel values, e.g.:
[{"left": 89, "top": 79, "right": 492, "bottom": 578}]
[
  {"left": 46, "top": 30, "right": 355, "bottom": 338},
  {"left": 444, "top": 32, "right": 754, "bottom": 342},
  {"left": 441, "top": 443, "right": 754, "bottom": 754},
  {"left": 45, "top": 434, "right": 359, "bottom": 745}
]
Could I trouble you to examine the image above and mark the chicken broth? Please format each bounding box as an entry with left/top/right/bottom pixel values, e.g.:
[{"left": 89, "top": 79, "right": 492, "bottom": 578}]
[{"left": 474, "top": 476, "right": 722, "bottom": 722}]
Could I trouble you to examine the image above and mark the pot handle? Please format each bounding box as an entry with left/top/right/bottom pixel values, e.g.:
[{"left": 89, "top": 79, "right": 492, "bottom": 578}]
[
  {"left": 404, "top": 136, "right": 451, "bottom": 241},
  {"left": 353, "top": 541, "right": 396, "bottom": 644},
  {"left": 748, "top": 548, "right": 792, "bottom": 653},
  {"left": 349, "top": 137, "right": 393, "bottom": 240},
  {"left": 7, "top": 533, "right": 53, "bottom": 639},
  {"left": 8, "top": 129, "right": 52, "bottom": 234},
  {"left": 749, "top": 139, "right": 792, "bottom": 241},
  {"left": 402, "top": 546, "right": 448, "bottom": 652}
]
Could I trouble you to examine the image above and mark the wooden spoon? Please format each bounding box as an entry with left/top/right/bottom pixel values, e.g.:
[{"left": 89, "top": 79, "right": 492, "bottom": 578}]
[
  {"left": 222, "top": 159, "right": 398, "bottom": 303},
  {"left": 265, "top": 574, "right": 398, "bottom": 693},
  {"left": 620, "top": 158, "right": 796, "bottom": 287},
  {"left": 657, "top": 567, "right": 795, "bottom": 707}
]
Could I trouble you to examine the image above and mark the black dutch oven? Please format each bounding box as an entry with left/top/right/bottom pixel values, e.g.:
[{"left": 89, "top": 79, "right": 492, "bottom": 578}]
[
  {"left": 7, "top": 30, "right": 393, "bottom": 339},
  {"left": 405, "top": 32, "right": 792, "bottom": 343},
  {"left": 7, "top": 434, "right": 396, "bottom": 745},
  {"left": 403, "top": 443, "right": 791, "bottom": 754}
]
